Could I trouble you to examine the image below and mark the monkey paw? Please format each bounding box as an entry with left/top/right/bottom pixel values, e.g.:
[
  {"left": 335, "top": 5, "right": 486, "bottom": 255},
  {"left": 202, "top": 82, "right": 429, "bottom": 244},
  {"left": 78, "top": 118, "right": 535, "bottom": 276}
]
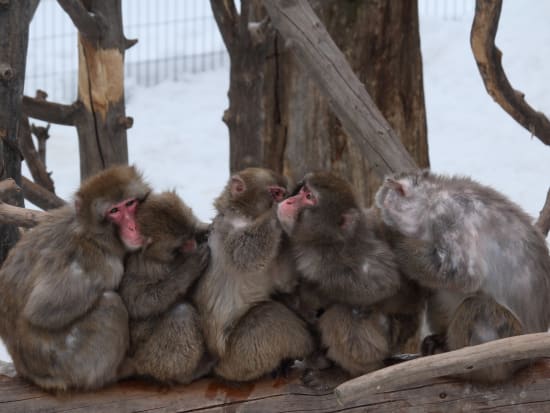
[{"left": 301, "top": 367, "right": 350, "bottom": 392}]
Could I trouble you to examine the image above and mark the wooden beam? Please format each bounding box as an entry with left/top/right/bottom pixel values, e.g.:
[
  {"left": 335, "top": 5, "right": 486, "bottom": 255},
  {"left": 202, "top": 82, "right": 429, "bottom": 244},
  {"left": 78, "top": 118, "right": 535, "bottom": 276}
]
[
  {"left": 0, "top": 202, "right": 44, "bottom": 228},
  {"left": 336, "top": 332, "right": 550, "bottom": 405},
  {"left": 262, "top": 0, "right": 417, "bottom": 178},
  {"left": 3, "top": 361, "right": 550, "bottom": 412}
]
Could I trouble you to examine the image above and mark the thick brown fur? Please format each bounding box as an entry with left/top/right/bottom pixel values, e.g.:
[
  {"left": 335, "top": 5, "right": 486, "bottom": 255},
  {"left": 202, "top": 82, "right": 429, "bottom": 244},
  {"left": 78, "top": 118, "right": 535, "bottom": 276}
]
[
  {"left": 193, "top": 168, "right": 314, "bottom": 382},
  {"left": 118, "top": 191, "right": 211, "bottom": 384},
  {"left": 0, "top": 165, "right": 150, "bottom": 391},
  {"left": 376, "top": 170, "right": 550, "bottom": 382},
  {"left": 277, "top": 172, "right": 423, "bottom": 390}
]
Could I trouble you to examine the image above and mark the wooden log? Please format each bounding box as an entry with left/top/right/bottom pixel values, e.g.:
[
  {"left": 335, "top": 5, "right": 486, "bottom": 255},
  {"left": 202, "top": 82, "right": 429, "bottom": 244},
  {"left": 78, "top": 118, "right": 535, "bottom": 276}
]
[
  {"left": 262, "top": 0, "right": 417, "bottom": 178},
  {"left": 0, "top": 202, "right": 44, "bottom": 228},
  {"left": 2, "top": 361, "right": 550, "bottom": 412},
  {"left": 336, "top": 332, "right": 550, "bottom": 405}
]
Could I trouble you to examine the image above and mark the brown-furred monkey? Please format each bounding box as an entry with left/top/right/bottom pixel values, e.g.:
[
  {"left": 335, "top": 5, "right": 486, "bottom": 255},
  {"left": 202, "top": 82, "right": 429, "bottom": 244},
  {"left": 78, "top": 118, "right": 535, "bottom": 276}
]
[
  {"left": 119, "top": 191, "right": 212, "bottom": 384},
  {"left": 193, "top": 167, "right": 314, "bottom": 382},
  {"left": 0, "top": 165, "right": 150, "bottom": 391},
  {"left": 376, "top": 170, "right": 550, "bottom": 382},
  {"left": 277, "top": 171, "right": 423, "bottom": 389}
]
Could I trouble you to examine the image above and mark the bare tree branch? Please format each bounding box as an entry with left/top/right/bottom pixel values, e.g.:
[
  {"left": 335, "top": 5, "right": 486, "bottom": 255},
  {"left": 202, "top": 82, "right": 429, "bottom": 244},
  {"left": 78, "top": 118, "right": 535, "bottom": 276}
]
[
  {"left": 262, "top": 0, "right": 417, "bottom": 177},
  {"left": 336, "top": 332, "right": 550, "bottom": 404},
  {"left": 30, "top": 123, "right": 49, "bottom": 166},
  {"left": 470, "top": 0, "right": 550, "bottom": 145},
  {"left": 0, "top": 202, "right": 45, "bottom": 228},
  {"left": 21, "top": 177, "right": 65, "bottom": 211},
  {"left": 22, "top": 95, "right": 81, "bottom": 126},
  {"left": 18, "top": 116, "right": 55, "bottom": 192},
  {"left": 536, "top": 188, "right": 550, "bottom": 236},
  {"left": 56, "top": 0, "right": 105, "bottom": 42},
  {"left": 124, "top": 37, "right": 138, "bottom": 50},
  {"left": 210, "top": 0, "right": 239, "bottom": 54}
]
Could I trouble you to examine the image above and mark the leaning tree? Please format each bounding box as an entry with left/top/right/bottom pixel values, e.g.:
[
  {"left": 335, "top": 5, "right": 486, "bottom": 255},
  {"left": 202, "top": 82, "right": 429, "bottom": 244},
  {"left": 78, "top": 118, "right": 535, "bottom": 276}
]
[{"left": 213, "top": 0, "right": 429, "bottom": 205}]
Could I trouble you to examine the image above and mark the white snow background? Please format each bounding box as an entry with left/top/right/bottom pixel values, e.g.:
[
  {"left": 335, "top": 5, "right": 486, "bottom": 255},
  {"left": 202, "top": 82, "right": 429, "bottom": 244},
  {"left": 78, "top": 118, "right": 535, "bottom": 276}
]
[{"left": 1, "top": 2, "right": 549, "bottom": 362}]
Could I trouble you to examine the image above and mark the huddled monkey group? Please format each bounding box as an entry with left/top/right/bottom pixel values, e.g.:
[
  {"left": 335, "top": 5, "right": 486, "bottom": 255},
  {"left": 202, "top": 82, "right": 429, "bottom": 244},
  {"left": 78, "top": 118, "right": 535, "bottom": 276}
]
[{"left": 0, "top": 165, "right": 548, "bottom": 392}]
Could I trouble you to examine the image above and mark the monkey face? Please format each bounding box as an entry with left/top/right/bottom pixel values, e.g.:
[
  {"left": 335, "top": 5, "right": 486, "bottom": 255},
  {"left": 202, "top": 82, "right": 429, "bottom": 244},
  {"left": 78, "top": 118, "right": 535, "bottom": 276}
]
[
  {"left": 218, "top": 167, "right": 288, "bottom": 218},
  {"left": 106, "top": 197, "right": 144, "bottom": 251},
  {"left": 277, "top": 172, "right": 360, "bottom": 242},
  {"left": 277, "top": 184, "right": 317, "bottom": 234}
]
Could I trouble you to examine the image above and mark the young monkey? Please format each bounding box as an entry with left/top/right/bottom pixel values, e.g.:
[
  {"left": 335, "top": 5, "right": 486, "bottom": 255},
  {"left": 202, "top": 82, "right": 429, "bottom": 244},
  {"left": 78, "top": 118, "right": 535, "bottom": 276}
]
[
  {"left": 193, "top": 167, "right": 314, "bottom": 382},
  {"left": 376, "top": 170, "right": 550, "bottom": 382},
  {"left": 277, "top": 172, "right": 423, "bottom": 389},
  {"left": 118, "top": 191, "right": 212, "bottom": 384}
]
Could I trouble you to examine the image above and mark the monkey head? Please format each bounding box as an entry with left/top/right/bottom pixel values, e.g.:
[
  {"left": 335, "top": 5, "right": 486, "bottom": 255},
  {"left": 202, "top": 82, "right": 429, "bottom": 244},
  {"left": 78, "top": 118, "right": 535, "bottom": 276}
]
[
  {"left": 137, "top": 191, "right": 207, "bottom": 263},
  {"left": 75, "top": 165, "right": 151, "bottom": 251},
  {"left": 375, "top": 169, "right": 433, "bottom": 239},
  {"left": 214, "top": 167, "right": 288, "bottom": 218},
  {"left": 277, "top": 172, "right": 361, "bottom": 243}
]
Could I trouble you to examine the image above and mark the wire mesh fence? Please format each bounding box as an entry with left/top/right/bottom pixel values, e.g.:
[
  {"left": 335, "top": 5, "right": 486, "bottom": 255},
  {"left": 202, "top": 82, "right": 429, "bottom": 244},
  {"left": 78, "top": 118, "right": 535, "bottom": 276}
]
[
  {"left": 24, "top": 0, "right": 474, "bottom": 103},
  {"left": 25, "top": 0, "right": 227, "bottom": 103}
]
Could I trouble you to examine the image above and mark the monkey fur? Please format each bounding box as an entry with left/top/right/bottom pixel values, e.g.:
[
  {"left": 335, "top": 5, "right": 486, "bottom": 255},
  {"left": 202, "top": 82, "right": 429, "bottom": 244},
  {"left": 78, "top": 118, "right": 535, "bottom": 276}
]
[
  {"left": 0, "top": 165, "right": 150, "bottom": 391},
  {"left": 277, "top": 172, "right": 423, "bottom": 389},
  {"left": 193, "top": 167, "right": 314, "bottom": 382},
  {"left": 376, "top": 170, "right": 550, "bottom": 382},
  {"left": 118, "top": 191, "right": 212, "bottom": 384}
]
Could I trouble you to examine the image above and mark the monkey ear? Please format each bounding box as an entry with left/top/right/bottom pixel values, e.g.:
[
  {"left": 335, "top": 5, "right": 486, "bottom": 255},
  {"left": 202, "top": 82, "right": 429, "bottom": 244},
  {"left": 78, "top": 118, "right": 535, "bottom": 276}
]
[
  {"left": 339, "top": 208, "right": 360, "bottom": 234},
  {"left": 386, "top": 178, "right": 411, "bottom": 197},
  {"left": 230, "top": 175, "right": 246, "bottom": 197},
  {"left": 74, "top": 196, "right": 82, "bottom": 214}
]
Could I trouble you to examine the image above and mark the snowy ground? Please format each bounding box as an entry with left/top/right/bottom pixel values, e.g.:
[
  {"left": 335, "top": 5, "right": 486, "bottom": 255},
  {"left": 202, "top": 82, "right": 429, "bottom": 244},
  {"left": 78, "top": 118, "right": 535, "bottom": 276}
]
[{"left": 2, "top": 3, "right": 549, "bottom": 362}]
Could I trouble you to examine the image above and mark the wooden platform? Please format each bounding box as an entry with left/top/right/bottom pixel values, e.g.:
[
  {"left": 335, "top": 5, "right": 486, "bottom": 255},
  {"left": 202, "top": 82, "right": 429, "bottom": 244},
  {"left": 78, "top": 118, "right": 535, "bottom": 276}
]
[{"left": 2, "top": 359, "right": 550, "bottom": 412}]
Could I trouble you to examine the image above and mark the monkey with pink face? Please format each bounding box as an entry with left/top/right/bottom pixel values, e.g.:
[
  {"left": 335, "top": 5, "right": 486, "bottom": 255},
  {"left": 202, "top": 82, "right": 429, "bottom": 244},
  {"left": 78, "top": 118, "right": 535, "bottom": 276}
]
[
  {"left": 277, "top": 172, "right": 423, "bottom": 389},
  {"left": 0, "top": 165, "right": 150, "bottom": 391}
]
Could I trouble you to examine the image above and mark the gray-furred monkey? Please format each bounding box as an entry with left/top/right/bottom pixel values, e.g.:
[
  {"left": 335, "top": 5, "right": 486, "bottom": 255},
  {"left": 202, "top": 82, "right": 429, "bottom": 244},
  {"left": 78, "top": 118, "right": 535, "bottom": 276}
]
[
  {"left": 277, "top": 172, "right": 423, "bottom": 388},
  {"left": 376, "top": 170, "right": 550, "bottom": 382},
  {"left": 193, "top": 167, "right": 314, "bottom": 382},
  {"left": 118, "top": 191, "right": 211, "bottom": 384},
  {"left": 0, "top": 165, "right": 151, "bottom": 391}
]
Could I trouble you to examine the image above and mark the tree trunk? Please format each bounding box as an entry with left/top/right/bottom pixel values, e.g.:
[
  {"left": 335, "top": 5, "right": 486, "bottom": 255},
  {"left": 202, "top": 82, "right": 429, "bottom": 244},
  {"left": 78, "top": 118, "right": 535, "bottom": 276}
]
[
  {"left": 64, "top": 0, "right": 131, "bottom": 180},
  {"left": 0, "top": 0, "right": 37, "bottom": 263},
  {"left": 217, "top": 0, "right": 428, "bottom": 204},
  {"left": 262, "top": 0, "right": 428, "bottom": 204}
]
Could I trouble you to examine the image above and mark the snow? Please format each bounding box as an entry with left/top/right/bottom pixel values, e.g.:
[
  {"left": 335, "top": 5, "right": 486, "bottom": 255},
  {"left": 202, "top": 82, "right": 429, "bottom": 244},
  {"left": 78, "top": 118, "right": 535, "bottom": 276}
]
[
  {"left": 422, "top": 2, "right": 550, "bottom": 218},
  {"left": 2, "top": 3, "right": 550, "bottom": 362}
]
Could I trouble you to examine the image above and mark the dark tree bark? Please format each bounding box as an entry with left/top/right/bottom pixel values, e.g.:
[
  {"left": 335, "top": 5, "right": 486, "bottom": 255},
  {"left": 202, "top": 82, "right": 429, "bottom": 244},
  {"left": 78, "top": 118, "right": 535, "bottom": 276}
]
[
  {"left": 215, "top": 0, "right": 428, "bottom": 204},
  {"left": 58, "top": 0, "right": 133, "bottom": 180},
  {"left": 211, "top": 0, "right": 274, "bottom": 172},
  {"left": 0, "top": 0, "right": 38, "bottom": 263}
]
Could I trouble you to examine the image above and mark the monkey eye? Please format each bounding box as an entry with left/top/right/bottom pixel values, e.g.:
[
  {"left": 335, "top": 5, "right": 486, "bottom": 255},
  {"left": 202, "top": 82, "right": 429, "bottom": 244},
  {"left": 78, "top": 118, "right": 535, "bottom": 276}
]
[
  {"left": 125, "top": 199, "right": 136, "bottom": 207},
  {"left": 109, "top": 207, "right": 119, "bottom": 214}
]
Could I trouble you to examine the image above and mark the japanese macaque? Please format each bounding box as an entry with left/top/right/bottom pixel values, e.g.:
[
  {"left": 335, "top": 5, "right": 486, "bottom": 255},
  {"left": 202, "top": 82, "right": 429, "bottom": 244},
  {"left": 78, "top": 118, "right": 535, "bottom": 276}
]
[
  {"left": 193, "top": 167, "right": 314, "bottom": 382},
  {"left": 0, "top": 165, "right": 150, "bottom": 391},
  {"left": 375, "top": 170, "right": 550, "bottom": 382},
  {"left": 118, "top": 191, "right": 212, "bottom": 384},
  {"left": 277, "top": 172, "right": 423, "bottom": 389}
]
